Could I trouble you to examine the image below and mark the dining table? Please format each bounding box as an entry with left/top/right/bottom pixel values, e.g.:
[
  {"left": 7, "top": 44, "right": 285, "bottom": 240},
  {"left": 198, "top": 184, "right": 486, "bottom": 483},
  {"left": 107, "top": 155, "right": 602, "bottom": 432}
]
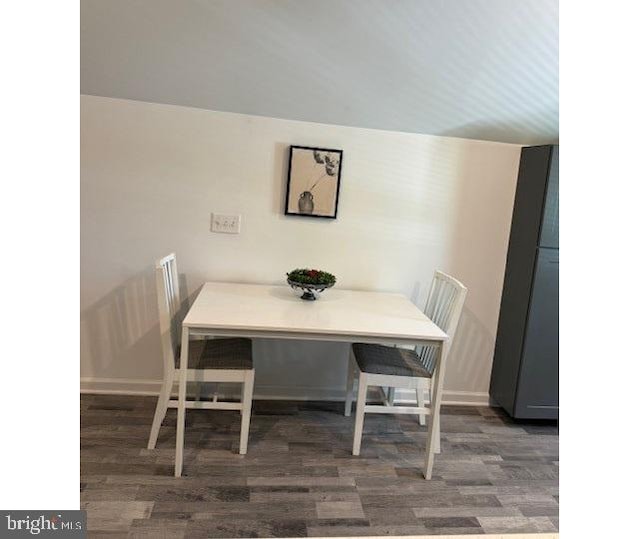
[{"left": 175, "top": 282, "right": 449, "bottom": 478}]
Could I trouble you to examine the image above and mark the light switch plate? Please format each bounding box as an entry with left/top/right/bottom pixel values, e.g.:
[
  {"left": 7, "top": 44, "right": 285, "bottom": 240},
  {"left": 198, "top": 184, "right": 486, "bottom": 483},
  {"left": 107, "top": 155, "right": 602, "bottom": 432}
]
[{"left": 211, "top": 214, "right": 241, "bottom": 234}]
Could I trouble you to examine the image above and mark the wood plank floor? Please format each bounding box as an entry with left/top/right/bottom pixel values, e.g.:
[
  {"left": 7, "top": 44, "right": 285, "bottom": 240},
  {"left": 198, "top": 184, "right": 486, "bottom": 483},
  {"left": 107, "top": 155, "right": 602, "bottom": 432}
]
[{"left": 81, "top": 395, "right": 559, "bottom": 538}]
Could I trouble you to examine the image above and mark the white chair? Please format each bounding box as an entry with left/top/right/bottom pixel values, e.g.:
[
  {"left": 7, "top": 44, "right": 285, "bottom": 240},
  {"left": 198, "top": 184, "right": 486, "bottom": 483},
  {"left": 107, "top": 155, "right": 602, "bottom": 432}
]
[
  {"left": 344, "top": 271, "right": 467, "bottom": 470},
  {"left": 147, "top": 253, "right": 255, "bottom": 455}
]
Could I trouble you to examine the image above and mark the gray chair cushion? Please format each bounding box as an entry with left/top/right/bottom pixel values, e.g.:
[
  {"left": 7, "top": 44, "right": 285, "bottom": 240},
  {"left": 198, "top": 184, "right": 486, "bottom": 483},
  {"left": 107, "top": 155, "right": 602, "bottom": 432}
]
[
  {"left": 176, "top": 338, "right": 253, "bottom": 370},
  {"left": 352, "top": 343, "right": 432, "bottom": 378}
]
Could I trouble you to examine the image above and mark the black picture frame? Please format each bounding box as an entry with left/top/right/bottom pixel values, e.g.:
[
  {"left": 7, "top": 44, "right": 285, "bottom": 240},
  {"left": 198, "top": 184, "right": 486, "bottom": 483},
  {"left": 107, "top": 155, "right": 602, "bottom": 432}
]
[{"left": 284, "top": 145, "right": 343, "bottom": 219}]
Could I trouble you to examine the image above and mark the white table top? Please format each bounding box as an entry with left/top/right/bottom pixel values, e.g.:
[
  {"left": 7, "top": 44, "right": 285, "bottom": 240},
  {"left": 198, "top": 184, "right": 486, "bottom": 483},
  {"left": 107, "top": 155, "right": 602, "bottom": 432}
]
[{"left": 183, "top": 282, "right": 448, "bottom": 345}]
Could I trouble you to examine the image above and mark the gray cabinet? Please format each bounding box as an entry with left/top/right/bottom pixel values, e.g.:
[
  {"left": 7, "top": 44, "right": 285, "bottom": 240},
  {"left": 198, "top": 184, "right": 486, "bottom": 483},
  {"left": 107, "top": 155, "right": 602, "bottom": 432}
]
[
  {"left": 540, "top": 147, "right": 559, "bottom": 249},
  {"left": 490, "top": 145, "right": 559, "bottom": 419},
  {"left": 515, "top": 247, "right": 559, "bottom": 418}
]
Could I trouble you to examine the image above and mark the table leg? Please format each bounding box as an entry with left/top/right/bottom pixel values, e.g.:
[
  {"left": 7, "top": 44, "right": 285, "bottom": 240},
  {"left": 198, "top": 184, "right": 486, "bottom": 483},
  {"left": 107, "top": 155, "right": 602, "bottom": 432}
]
[
  {"left": 424, "top": 341, "right": 447, "bottom": 479},
  {"left": 175, "top": 326, "right": 189, "bottom": 477},
  {"left": 352, "top": 372, "right": 368, "bottom": 456}
]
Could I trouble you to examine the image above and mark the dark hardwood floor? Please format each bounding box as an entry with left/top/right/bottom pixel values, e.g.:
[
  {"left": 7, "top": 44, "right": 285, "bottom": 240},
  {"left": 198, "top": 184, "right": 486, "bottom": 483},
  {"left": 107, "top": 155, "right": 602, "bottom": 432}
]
[{"left": 80, "top": 394, "right": 558, "bottom": 538}]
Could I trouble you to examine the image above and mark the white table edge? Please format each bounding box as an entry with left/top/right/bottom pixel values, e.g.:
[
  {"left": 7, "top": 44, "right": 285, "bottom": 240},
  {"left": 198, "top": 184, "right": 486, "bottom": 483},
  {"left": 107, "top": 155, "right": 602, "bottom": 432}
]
[{"left": 186, "top": 325, "right": 448, "bottom": 346}]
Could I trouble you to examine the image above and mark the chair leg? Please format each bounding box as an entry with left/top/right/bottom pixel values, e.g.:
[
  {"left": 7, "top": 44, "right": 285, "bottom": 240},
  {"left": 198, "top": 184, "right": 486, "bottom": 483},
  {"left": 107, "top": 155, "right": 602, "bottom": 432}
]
[
  {"left": 239, "top": 370, "right": 255, "bottom": 455},
  {"left": 147, "top": 374, "right": 173, "bottom": 450},
  {"left": 429, "top": 381, "right": 440, "bottom": 453},
  {"left": 352, "top": 372, "right": 368, "bottom": 456},
  {"left": 344, "top": 353, "right": 356, "bottom": 417},
  {"left": 387, "top": 387, "right": 395, "bottom": 405},
  {"left": 416, "top": 388, "right": 426, "bottom": 426}
]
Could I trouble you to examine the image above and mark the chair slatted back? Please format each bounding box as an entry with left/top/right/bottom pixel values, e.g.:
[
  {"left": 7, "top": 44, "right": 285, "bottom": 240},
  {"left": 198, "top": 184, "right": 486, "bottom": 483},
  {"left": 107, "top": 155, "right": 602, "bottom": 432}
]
[
  {"left": 418, "top": 271, "right": 468, "bottom": 373},
  {"left": 155, "top": 253, "right": 181, "bottom": 374}
]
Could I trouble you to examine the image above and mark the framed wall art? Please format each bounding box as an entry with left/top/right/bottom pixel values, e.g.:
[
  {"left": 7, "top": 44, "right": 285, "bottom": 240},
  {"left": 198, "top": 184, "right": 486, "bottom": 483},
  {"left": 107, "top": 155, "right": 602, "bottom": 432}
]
[{"left": 284, "top": 145, "right": 343, "bottom": 219}]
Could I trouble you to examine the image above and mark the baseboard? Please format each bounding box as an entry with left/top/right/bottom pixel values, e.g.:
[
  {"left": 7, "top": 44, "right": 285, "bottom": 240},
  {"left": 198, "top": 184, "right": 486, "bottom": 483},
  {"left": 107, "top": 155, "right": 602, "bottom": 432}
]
[
  {"left": 80, "top": 377, "right": 163, "bottom": 396},
  {"left": 80, "top": 377, "right": 491, "bottom": 407}
]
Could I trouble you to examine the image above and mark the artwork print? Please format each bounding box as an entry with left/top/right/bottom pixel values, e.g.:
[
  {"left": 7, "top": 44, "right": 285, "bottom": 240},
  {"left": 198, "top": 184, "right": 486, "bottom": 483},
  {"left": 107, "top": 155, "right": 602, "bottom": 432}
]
[{"left": 285, "top": 146, "right": 343, "bottom": 219}]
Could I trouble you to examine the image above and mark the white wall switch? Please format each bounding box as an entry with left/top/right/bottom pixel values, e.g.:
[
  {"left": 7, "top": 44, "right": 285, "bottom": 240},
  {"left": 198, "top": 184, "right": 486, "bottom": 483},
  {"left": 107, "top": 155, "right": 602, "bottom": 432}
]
[{"left": 211, "top": 213, "right": 241, "bottom": 234}]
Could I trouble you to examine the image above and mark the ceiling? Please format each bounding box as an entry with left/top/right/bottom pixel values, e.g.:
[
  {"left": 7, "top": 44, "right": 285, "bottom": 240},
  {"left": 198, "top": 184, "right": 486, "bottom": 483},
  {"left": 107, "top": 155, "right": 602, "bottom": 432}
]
[{"left": 81, "top": 0, "right": 558, "bottom": 145}]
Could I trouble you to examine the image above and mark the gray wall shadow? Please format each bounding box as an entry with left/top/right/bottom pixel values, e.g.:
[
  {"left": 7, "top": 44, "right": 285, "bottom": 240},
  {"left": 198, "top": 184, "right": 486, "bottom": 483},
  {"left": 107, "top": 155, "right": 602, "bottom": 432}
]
[{"left": 81, "top": 268, "right": 191, "bottom": 381}]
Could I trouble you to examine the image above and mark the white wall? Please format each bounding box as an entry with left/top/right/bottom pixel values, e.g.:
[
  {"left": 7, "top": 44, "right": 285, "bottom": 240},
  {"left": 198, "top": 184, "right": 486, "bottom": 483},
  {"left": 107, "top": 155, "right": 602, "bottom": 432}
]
[{"left": 80, "top": 95, "right": 521, "bottom": 404}]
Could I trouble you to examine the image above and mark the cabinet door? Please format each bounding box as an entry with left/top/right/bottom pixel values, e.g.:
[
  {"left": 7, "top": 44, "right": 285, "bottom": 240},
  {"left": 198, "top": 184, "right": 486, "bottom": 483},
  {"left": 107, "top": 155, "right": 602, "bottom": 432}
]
[
  {"left": 515, "top": 247, "right": 559, "bottom": 419},
  {"left": 539, "top": 146, "right": 559, "bottom": 248}
]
